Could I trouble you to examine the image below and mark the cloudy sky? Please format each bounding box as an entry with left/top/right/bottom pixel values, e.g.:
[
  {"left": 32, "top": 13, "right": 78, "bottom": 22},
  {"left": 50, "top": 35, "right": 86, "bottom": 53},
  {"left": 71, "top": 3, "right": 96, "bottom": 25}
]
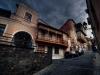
[
  {"left": 0, "top": 0, "right": 93, "bottom": 37},
  {"left": 0, "top": 0, "right": 88, "bottom": 27},
  {"left": 25, "top": 0, "right": 88, "bottom": 28}
]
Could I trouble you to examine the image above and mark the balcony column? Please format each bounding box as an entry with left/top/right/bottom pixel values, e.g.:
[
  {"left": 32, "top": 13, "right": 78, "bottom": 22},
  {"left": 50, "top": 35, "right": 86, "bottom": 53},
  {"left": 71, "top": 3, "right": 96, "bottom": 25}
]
[
  {"left": 45, "top": 46, "right": 48, "bottom": 53},
  {"left": 55, "top": 31, "right": 58, "bottom": 43},
  {"left": 48, "top": 28, "right": 50, "bottom": 41},
  {"left": 47, "top": 28, "right": 49, "bottom": 40},
  {"left": 52, "top": 47, "right": 55, "bottom": 59},
  {"left": 59, "top": 48, "right": 64, "bottom": 59}
]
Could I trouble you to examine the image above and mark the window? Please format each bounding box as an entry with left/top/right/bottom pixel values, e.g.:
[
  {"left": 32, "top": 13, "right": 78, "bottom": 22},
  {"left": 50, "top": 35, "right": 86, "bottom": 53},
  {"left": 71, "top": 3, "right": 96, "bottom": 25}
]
[
  {"left": 55, "top": 47, "right": 59, "bottom": 54},
  {"left": 24, "top": 12, "right": 32, "bottom": 22},
  {"left": 0, "top": 24, "right": 6, "bottom": 36}
]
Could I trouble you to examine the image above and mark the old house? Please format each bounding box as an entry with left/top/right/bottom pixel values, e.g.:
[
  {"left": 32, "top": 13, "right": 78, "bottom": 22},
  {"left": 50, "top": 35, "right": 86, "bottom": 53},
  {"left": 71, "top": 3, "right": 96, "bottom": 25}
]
[
  {"left": 0, "top": 3, "right": 69, "bottom": 59},
  {"left": 36, "top": 21, "right": 68, "bottom": 59},
  {"left": 0, "top": 3, "right": 38, "bottom": 49},
  {"left": 60, "top": 19, "right": 78, "bottom": 53}
]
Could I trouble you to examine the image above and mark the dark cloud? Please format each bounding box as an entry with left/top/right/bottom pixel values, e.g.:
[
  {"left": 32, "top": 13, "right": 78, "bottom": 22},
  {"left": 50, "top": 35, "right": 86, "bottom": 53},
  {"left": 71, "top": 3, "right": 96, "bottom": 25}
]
[{"left": 0, "top": 0, "right": 88, "bottom": 28}]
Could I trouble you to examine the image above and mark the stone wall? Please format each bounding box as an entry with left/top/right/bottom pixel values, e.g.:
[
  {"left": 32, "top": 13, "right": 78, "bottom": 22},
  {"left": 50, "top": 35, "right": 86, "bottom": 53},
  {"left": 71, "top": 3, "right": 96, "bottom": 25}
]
[{"left": 0, "top": 44, "right": 52, "bottom": 75}]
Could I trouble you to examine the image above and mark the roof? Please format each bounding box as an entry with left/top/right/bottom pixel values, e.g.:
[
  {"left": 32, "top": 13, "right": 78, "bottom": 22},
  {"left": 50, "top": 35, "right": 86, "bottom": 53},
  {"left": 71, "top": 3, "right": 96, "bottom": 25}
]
[
  {"left": 37, "top": 21, "right": 69, "bottom": 36},
  {"left": 60, "top": 19, "right": 76, "bottom": 33}
]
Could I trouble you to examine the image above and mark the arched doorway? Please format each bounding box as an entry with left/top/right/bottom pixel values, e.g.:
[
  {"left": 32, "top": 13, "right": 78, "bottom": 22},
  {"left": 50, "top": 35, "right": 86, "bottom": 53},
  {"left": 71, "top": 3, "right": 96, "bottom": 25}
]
[{"left": 13, "top": 31, "right": 32, "bottom": 48}]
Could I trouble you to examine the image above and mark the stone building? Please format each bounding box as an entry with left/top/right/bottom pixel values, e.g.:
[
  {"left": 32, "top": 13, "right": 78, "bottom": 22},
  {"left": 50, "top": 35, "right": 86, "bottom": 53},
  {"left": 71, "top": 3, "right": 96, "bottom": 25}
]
[
  {"left": 75, "top": 23, "right": 88, "bottom": 51},
  {"left": 0, "top": 2, "right": 89, "bottom": 60},
  {"left": 0, "top": 3, "right": 69, "bottom": 59},
  {"left": 60, "top": 19, "right": 78, "bottom": 52},
  {"left": 60, "top": 19, "right": 88, "bottom": 53},
  {"left": 0, "top": 3, "right": 38, "bottom": 49}
]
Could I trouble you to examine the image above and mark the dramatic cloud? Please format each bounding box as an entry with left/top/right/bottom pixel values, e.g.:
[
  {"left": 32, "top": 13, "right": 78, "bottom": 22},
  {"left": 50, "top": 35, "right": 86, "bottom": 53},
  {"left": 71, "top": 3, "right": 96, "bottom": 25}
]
[{"left": 0, "top": 0, "right": 88, "bottom": 28}]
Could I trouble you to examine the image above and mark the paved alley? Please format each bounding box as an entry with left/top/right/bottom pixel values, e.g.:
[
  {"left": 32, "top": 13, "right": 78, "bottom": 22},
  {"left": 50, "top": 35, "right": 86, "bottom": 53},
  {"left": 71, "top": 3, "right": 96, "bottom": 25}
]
[{"left": 34, "top": 51, "right": 100, "bottom": 75}]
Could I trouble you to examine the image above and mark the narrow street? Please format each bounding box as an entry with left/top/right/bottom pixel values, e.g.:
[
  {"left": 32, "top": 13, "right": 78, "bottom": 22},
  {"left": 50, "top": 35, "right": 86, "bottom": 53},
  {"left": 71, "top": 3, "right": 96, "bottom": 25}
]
[
  {"left": 0, "top": 0, "right": 100, "bottom": 75},
  {"left": 34, "top": 51, "right": 100, "bottom": 75}
]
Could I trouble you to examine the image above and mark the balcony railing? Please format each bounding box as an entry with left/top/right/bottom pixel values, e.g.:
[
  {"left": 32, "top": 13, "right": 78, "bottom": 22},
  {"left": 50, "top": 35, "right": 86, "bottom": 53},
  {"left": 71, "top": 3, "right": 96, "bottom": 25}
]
[{"left": 37, "top": 35, "right": 67, "bottom": 46}]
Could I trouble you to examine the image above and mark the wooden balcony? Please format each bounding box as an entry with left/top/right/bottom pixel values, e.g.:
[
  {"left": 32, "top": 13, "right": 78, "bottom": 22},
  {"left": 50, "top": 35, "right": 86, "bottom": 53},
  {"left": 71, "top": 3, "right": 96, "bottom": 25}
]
[{"left": 36, "top": 35, "right": 68, "bottom": 47}]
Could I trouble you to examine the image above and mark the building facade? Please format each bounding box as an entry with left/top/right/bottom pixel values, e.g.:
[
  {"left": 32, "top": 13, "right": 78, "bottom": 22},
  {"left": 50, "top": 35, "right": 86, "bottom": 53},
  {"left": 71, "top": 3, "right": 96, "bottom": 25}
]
[
  {"left": 60, "top": 19, "right": 88, "bottom": 53},
  {"left": 60, "top": 19, "right": 78, "bottom": 53},
  {"left": 0, "top": 3, "right": 89, "bottom": 60},
  {"left": 86, "top": 0, "right": 100, "bottom": 50},
  {"left": 36, "top": 22, "right": 68, "bottom": 59},
  {"left": 75, "top": 23, "right": 88, "bottom": 51},
  {"left": 0, "top": 3, "right": 38, "bottom": 48},
  {"left": 0, "top": 3, "right": 69, "bottom": 59}
]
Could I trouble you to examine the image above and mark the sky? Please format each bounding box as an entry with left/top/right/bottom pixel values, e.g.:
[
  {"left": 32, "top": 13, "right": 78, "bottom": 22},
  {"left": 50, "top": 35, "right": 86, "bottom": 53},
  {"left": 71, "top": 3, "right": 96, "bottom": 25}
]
[{"left": 0, "top": 0, "right": 93, "bottom": 38}]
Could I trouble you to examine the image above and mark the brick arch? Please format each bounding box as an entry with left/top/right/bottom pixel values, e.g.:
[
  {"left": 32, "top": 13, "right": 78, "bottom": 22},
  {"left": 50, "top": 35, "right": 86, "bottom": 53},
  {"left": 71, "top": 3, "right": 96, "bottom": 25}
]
[{"left": 13, "top": 31, "right": 33, "bottom": 48}]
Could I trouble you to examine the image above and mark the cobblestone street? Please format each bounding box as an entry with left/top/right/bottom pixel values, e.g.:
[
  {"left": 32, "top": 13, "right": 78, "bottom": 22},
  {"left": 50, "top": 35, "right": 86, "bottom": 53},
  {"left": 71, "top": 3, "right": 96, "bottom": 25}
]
[{"left": 34, "top": 51, "right": 100, "bottom": 75}]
